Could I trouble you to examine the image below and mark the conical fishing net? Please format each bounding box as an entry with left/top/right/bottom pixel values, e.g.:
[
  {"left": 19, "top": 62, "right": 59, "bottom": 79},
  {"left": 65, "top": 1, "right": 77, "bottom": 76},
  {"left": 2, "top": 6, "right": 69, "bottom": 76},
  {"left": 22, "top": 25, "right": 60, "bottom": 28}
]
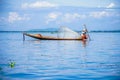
[{"left": 58, "top": 26, "right": 80, "bottom": 38}]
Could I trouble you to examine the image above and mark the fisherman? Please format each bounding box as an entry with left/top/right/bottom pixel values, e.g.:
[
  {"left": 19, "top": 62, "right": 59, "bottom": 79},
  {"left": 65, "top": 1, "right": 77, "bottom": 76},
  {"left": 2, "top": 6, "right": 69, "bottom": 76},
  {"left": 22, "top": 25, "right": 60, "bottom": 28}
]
[{"left": 81, "top": 28, "right": 88, "bottom": 40}]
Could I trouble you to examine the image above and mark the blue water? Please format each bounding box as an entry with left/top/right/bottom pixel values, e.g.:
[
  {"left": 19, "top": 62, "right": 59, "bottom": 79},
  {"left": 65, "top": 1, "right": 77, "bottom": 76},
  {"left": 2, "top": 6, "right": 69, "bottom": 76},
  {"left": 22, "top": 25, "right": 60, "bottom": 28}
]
[{"left": 0, "top": 32, "right": 120, "bottom": 80}]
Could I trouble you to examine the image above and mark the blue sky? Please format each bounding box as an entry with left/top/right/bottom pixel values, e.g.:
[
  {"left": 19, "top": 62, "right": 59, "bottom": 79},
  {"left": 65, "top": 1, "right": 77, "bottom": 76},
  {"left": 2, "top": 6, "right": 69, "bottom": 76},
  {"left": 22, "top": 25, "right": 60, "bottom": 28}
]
[{"left": 0, "top": 0, "right": 120, "bottom": 31}]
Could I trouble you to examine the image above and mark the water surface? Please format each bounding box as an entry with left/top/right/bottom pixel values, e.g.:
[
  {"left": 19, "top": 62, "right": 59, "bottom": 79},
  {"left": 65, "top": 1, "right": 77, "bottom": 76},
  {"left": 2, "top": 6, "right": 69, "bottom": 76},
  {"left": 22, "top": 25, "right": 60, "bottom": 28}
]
[{"left": 0, "top": 32, "right": 120, "bottom": 80}]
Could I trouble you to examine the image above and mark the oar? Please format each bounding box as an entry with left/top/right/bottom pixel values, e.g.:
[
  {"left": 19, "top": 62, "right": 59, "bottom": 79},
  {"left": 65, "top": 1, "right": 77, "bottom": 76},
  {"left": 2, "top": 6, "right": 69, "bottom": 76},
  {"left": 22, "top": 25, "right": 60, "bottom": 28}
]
[
  {"left": 83, "top": 24, "right": 91, "bottom": 41},
  {"left": 23, "top": 32, "right": 25, "bottom": 41}
]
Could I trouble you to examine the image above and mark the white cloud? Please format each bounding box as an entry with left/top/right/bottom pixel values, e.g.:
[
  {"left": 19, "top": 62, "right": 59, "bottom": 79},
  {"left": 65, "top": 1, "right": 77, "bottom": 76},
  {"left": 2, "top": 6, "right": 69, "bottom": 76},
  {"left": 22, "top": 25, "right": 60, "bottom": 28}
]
[
  {"left": 46, "top": 12, "right": 86, "bottom": 24},
  {"left": 46, "top": 12, "right": 61, "bottom": 24},
  {"left": 62, "top": 13, "right": 77, "bottom": 22},
  {"left": 8, "top": 12, "right": 30, "bottom": 23},
  {"left": 48, "top": 12, "right": 59, "bottom": 19},
  {"left": 22, "top": 1, "right": 57, "bottom": 9},
  {"left": 46, "top": 10, "right": 117, "bottom": 24},
  {"left": 62, "top": 13, "right": 86, "bottom": 22},
  {"left": 89, "top": 11, "right": 110, "bottom": 18},
  {"left": 106, "top": 3, "right": 115, "bottom": 8}
]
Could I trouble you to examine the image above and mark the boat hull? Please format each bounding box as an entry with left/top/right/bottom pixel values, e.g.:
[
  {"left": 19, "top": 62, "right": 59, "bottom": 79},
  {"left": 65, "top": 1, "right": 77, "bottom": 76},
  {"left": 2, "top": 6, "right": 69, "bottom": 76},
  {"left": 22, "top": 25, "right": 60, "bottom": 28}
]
[{"left": 23, "top": 33, "right": 82, "bottom": 40}]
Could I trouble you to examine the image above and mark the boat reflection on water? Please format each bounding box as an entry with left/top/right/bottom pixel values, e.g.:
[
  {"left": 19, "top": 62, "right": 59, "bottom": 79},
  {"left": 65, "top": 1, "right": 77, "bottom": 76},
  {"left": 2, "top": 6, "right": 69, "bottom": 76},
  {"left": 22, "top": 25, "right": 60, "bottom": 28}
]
[
  {"left": 81, "top": 40, "right": 87, "bottom": 47},
  {"left": 23, "top": 39, "right": 89, "bottom": 52},
  {"left": 23, "top": 39, "right": 88, "bottom": 48}
]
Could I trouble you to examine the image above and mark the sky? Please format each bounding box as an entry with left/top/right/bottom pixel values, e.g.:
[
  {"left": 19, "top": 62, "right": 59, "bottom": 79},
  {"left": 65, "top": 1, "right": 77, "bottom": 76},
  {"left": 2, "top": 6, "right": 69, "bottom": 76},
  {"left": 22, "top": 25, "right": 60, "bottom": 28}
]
[{"left": 0, "top": 0, "right": 120, "bottom": 31}]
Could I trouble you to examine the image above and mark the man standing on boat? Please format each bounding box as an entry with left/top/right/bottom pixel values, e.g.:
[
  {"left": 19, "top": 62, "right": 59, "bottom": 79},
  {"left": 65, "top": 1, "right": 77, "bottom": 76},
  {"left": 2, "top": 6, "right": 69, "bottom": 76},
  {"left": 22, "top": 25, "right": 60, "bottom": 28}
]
[{"left": 81, "top": 25, "right": 88, "bottom": 40}]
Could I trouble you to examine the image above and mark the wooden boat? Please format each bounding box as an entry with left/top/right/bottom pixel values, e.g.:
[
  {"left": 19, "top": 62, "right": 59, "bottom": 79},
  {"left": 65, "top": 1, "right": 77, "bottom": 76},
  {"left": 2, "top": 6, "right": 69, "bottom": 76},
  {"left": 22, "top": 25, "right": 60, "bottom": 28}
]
[
  {"left": 23, "top": 26, "right": 90, "bottom": 41},
  {"left": 23, "top": 33, "right": 83, "bottom": 40}
]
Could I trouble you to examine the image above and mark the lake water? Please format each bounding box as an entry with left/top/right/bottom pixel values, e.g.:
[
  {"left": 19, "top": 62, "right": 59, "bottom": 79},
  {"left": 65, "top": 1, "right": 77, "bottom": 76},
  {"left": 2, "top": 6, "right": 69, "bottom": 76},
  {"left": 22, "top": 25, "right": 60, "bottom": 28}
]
[{"left": 0, "top": 32, "right": 120, "bottom": 80}]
